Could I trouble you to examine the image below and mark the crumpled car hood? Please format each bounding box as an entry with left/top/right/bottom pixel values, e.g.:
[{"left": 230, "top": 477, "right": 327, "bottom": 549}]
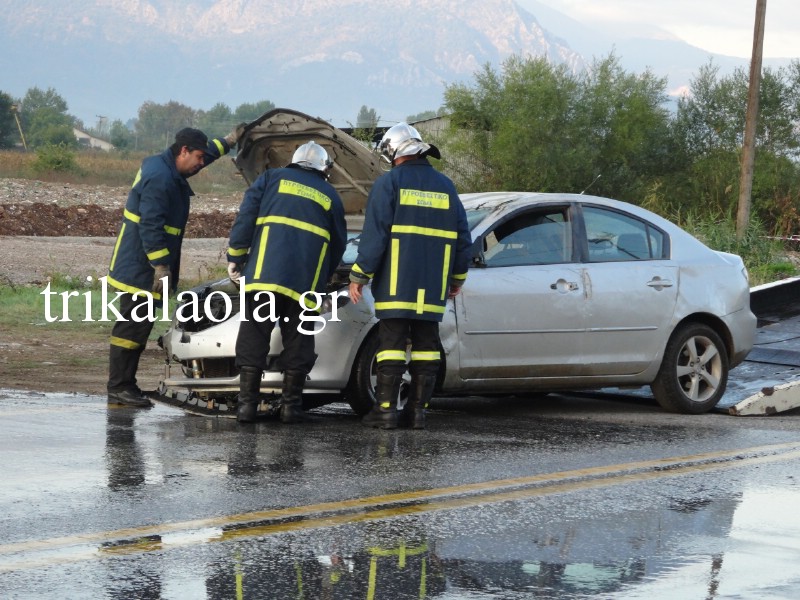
[{"left": 234, "top": 108, "right": 383, "bottom": 214}]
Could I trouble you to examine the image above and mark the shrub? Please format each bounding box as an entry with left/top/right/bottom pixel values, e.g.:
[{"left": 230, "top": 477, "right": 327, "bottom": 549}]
[{"left": 31, "top": 143, "right": 82, "bottom": 174}]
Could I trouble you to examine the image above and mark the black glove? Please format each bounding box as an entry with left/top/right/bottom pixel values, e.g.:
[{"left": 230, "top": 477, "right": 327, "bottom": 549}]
[{"left": 152, "top": 264, "right": 171, "bottom": 295}]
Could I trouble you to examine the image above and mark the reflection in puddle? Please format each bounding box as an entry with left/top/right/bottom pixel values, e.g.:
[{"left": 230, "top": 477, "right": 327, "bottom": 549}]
[{"left": 203, "top": 486, "right": 800, "bottom": 599}]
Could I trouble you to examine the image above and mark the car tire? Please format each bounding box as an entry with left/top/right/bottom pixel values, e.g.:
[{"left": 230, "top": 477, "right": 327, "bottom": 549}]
[
  {"left": 345, "top": 330, "right": 409, "bottom": 416},
  {"left": 651, "top": 322, "right": 729, "bottom": 414}
]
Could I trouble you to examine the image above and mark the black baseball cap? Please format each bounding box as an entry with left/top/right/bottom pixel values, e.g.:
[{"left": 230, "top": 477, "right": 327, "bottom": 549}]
[{"left": 174, "top": 127, "right": 208, "bottom": 150}]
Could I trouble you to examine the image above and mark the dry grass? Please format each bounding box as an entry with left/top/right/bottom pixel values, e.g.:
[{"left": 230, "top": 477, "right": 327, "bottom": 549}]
[{"left": 0, "top": 149, "right": 244, "bottom": 193}]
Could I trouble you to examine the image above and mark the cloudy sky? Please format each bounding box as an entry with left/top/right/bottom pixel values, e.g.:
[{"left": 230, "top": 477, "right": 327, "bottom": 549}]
[{"left": 528, "top": 0, "right": 797, "bottom": 59}]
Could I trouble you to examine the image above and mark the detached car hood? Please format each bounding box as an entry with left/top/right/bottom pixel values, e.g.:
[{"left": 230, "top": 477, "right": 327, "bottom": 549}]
[{"left": 234, "top": 108, "right": 383, "bottom": 214}]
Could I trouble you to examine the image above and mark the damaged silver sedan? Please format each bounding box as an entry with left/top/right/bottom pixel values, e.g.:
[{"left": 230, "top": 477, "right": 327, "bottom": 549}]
[{"left": 156, "top": 109, "right": 756, "bottom": 416}]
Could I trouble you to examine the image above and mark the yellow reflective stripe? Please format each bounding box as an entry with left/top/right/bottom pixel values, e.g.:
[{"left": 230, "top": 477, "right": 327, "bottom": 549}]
[
  {"left": 131, "top": 169, "right": 142, "bottom": 189},
  {"left": 256, "top": 215, "right": 330, "bottom": 240},
  {"left": 110, "top": 223, "right": 126, "bottom": 271},
  {"left": 212, "top": 138, "right": 225, "bottom": 154},
  {"left": 391, "top": 224, "right": 457, "bottom": 239},
  {"left": 374, "top": 301, "right": 446, "bottom": 314},
  {"left": 399, "top": 188, "right": 450, "bottom": 209},
  {"left": 123, "top": 209, "right": 140, "bottom": 223},
  {"left": 420, "top": 557, "right": 427, "bottom": 598},
  {"left": 254, "top": 226, "right": 269, "bottom": 279},
  {"left": 243, "top": 282, "right": 318, "bottom": 308},
  {"left": 411, "top": 351, "right": 440, "bottom": 362},
  {"left": 228, "top": 247, "right": 248, "bottom": 257},
  {"left": 368, "top": 543, "right": 428, "bottom": 557},
  {"left": 110, "top": 336, "right": 142, "bottom": 350},
  {"left": 124, "top": 209, "right": 180, "bottom": 234},
  {"left": 389, "top": 238, "right": 399, "bottom": 296},
  {"left": 147, "top": 248, "right": 169, "bottom": 261},
  {"left": 278, "top": 179, "right": 332, "bottom": 211},
  {"left": 352, "top": 263, "right": 373, "bottom": 278},
  {"left": 107, "top": 275, "right": 161, "bottom": 300},
  {"left": 451, "top": 272, "right": 467, "bottom": 282},
  {"left": 311, "top": 242, "right": 327, "bottom": 292},
  {"left": 441, "top": 243, "right": 451, "bottom": 300},
  {"left": 368, "top": 556, "right": 378, "bottom": 599},
  {"left": 377, "top": 350, "right": 407, "bottom": 363},
  {"left": 416, "top": 289, "right": 425, "bottom": 314}
]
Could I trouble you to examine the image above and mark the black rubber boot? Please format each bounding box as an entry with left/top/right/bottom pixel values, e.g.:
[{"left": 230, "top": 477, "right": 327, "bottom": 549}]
[
  {"left": 279, "top": 370, "right": 306, "bottom": 424},
  {"left": 108, "top": 345, "right": 142, "bottom": 391},
  {"left": 236, "top": 366, "right": 262, "bottom": 423},
  {"left": 399, "top": 374, "right": 436, "bottom": 429},
  {"left": 362, "top": 373, "right": 402, "bottom": 429}
]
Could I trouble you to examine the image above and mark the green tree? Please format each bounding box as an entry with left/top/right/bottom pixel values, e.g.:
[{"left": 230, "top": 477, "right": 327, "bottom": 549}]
[
  {"left": 134, "top": 100, "right": 197, "bottom": 152},
  {"left": 233, "top": 100, "right": 276, "bottom": 123},
  {"left": 356, "top": 105, "right": 378, "bottom": 129},
  {"left": 443, "top": 54, "right": 672, "bottom": 197},
  {"left": 26, "top": 108, "right": 76, "bottom": 149},
  {"left": 196, "top": 102, "right": 234, "bottom": 139},
  {"left": 0, "top": 91, "right": 18, "bottom": 149},
  {"left": 109, "top": 119, "right": 134, "bottom": 150},
  {"left": 669, "top": 59, "right": 800, "bottom": 233},
  {"left": 19, "top": 87, "right": 75, "bottom": 149}
]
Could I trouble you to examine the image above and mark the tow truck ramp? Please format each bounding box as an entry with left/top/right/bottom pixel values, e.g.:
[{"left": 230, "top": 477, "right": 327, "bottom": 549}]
[{"left": 723, "top": 277, "right": 800, "bottom": 416}]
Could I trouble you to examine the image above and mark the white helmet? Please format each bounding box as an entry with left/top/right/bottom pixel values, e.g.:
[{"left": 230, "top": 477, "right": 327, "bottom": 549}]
[
  {"left": 291, "top": 141, "right": 333, "bottom": 173},
  {"left": 378, "top": 122, "right": 430, "bottom": 165}
]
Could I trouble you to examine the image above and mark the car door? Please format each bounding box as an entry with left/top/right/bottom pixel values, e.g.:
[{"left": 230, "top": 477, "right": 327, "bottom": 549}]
[
  {"left": 578, "top": 205, "right": 679, "bottom": 374},
  {"left": 456, "top": 206, "right": 590, "bottom": 382}
]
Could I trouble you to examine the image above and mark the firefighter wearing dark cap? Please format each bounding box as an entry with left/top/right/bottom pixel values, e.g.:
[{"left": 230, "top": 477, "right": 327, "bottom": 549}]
[
  {"left": 349, "top": 123, "right": 471, "bottom": 429},
  {"left": 106, "top": 126, "right": 242, "bottom": 408},
  {"left": 226, "top": 141, "right": 347, "bottom": 424}
]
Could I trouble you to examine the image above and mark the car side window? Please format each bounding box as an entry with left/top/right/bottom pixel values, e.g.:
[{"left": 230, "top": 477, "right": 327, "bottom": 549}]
[
  {"left": 583, "top": 206, "right": 665, "bottom": 262},
  {"left": 483, "top": 209, "right": 570, "bottom": 266}
]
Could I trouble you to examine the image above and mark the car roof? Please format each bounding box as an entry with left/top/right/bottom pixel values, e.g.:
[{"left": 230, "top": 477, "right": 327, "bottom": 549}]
[{"left": 461, "top": 191, "right": 682, "bottom": 232}]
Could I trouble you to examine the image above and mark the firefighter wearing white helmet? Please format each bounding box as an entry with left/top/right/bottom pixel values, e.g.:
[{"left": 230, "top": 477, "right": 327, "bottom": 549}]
[
  {"left": 226, "top": 140, "right": 347, "bottom": 424},
  {"left": 350, "top": 123, "right": 471, "bottom": 430}
]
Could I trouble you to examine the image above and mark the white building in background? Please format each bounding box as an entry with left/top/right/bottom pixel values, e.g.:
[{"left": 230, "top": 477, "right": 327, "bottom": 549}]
[{"left": 72, "top": 128, "right": 114, "bottom": 151}]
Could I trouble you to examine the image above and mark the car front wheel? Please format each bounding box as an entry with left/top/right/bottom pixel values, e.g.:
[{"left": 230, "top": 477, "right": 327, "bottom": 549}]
[
  {"left": 651, "top": 323, "right": 729, "bottom": 414},
  {"left": 345, "top": 331, "right": 410, "bottom": 416}
]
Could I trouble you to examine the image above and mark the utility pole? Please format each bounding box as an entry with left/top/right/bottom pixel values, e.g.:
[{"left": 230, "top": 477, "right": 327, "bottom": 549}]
[
  {"left": 736, "top": 0, "right": 767, "bottom": 239},
  {"left": 10, "top": 104, "right": 27, "bottom": 151}
]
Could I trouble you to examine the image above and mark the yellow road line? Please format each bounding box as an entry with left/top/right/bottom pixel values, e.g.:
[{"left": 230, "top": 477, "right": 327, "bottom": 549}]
[{"left": 1, "top": 441, "right": 799, "bottom": 572}]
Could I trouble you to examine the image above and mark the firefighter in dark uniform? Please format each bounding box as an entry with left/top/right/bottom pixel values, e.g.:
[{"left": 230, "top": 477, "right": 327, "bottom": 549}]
[
  {"left": 349, "top": 123, "right": 471, "bottom": 429},
  {"left": 226, "top": 141, "right": 347, "bottom": 424},
  {"left": 106, "top": 127, "right": 239, "bottom": 408}
]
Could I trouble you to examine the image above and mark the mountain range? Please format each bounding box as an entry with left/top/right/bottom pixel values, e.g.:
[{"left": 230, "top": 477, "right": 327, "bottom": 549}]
[{"left": 0, "top": 0, "right": 791, "bottom": 128}]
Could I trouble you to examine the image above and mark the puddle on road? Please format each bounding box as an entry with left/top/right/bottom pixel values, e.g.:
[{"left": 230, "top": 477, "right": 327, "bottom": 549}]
[{"left": 2, "top": 389, "right": 800, "bottom": 598}]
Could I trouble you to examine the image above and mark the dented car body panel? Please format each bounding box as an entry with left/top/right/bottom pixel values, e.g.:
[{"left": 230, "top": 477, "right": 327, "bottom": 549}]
[{"left": 157, "top": 113, "right": 756, "bottom": 415}]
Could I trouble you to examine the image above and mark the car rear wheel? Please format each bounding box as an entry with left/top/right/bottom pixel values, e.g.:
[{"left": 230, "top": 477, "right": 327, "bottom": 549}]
[
  {"left": 345, "top": 330, "right": 409, "bottom": 416},
  {"left": 651, "top": 322, "right": 728, "bottom": 414}
]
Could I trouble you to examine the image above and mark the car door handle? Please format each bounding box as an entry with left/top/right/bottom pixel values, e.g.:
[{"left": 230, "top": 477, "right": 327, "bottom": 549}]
[
  {"left": 550, "top": 280, "right": 579, "bottom": 292},
  {"left": 646, "top": 277, "right": 674, "bottom": 289}
]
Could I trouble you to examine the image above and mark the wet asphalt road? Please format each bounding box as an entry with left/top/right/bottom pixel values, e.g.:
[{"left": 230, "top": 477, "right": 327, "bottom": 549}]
[{"left": 2, "top": 389, "right": 800, "bottom": 599}]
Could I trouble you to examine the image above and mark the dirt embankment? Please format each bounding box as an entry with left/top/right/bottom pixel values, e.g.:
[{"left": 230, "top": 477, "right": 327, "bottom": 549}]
[
  {"left": 0, "top": 178, "right": 244, "bottom": 397},
  {"left": 0, "top": 177, "right": 242, "bottom": 238}
]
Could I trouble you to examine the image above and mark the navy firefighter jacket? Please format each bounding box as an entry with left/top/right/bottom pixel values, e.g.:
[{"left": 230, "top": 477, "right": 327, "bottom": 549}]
[
  {"left": 351, "top": 157, "right": 471, "bottom": 322},
  {"left": 226, "top": 165, "right": 347, "bottom": 307},
  {"left": 107, "top": 139, "right": 230, "bottom": 300}
]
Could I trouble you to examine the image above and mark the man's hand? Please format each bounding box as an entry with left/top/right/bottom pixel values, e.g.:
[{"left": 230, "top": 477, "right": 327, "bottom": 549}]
[
  {"left": 447, "top": 285, "right": 462, "bottom": 299},
  {"left": 227, "top": 262, "right": 242, "bottom": 283},
  {"left": 224, "top": 123, "right": 246, "bottom": 148},
  {"left": 349, "top": 281, "right": 364, "bottom": 304},
  {"left": 152, "top": 264, "right": 171, "bottom": 296}
]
